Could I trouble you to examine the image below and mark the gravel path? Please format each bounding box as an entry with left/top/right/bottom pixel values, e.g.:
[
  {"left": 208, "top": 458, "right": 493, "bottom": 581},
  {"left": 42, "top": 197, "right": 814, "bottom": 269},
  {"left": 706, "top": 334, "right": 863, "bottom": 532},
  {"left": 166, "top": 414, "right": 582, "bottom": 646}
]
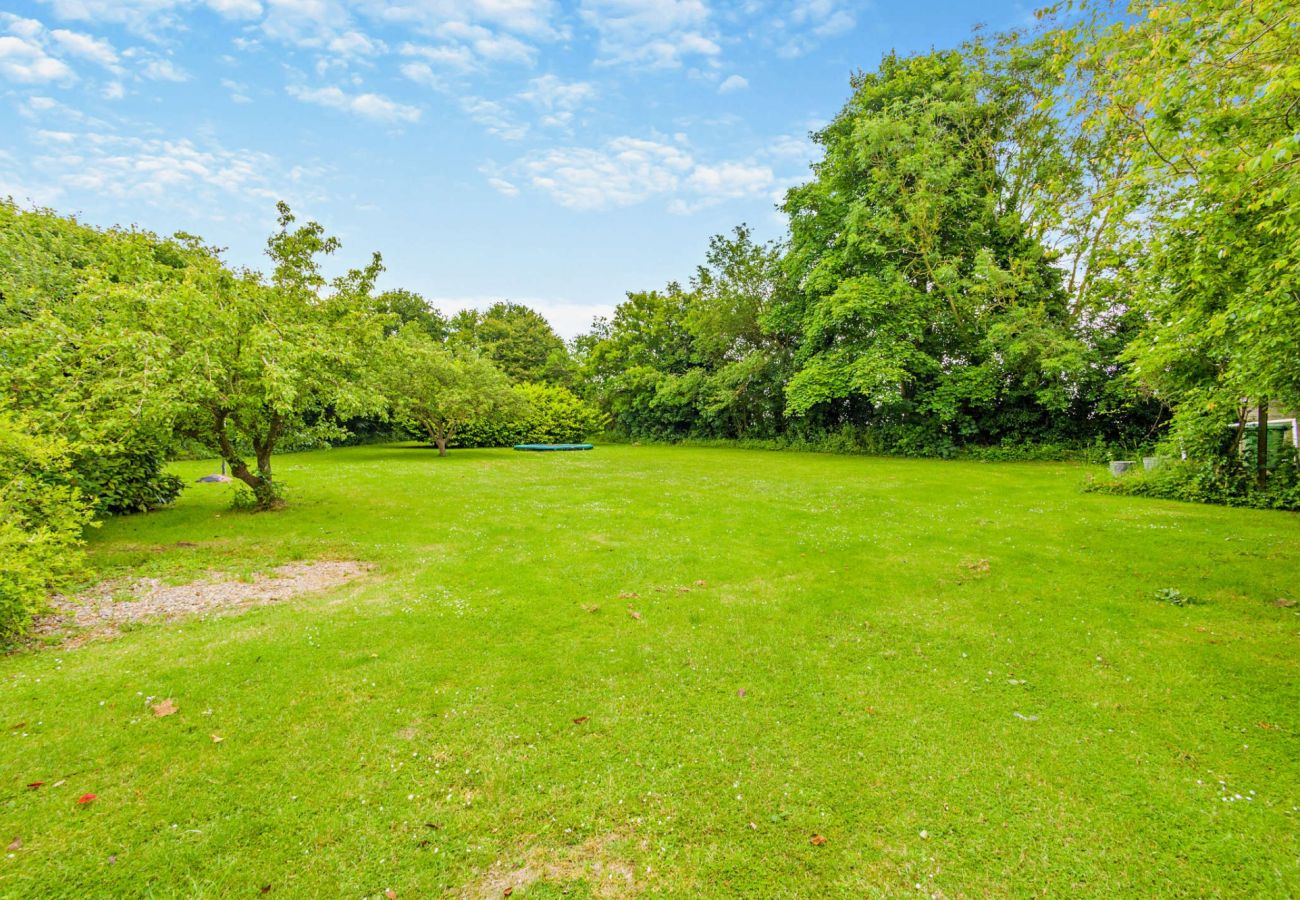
[{"left": 32, "top": 560, "right": 372, "bottom": 645}]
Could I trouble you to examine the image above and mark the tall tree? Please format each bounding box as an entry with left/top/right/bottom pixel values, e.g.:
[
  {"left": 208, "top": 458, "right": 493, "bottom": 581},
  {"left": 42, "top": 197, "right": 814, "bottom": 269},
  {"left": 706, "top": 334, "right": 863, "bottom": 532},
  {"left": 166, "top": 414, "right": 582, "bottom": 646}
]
[
  {"left": 383, "top": 326, "right": 523, "bottom": 456},
  {"left": 781, "top": 46, "right": 1085, "bottom": 445},
  {"left": 449, "top": 301, "right": 573, "bottom": 385},
  {"left": 1056, "top": 0, "right": 1300, "bottom": 480},
  {"left": 156, "top": 204, "right": 389, "bottom": 508}
]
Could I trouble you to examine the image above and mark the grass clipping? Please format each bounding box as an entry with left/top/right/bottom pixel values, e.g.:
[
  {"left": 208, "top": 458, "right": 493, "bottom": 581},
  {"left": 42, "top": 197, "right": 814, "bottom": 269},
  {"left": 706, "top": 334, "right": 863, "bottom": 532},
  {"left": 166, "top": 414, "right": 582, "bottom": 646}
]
[{"left": 32, "top": 560, "right": 371, "bottom": 645}]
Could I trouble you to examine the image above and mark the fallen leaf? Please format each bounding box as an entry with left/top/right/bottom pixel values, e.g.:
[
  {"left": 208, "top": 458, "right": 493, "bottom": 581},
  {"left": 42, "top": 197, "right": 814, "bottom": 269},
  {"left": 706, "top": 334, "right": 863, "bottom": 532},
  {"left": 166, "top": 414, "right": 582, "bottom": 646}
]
[
  {"left": 424, "top": 822, "right": 443, "bottom": 830},
  {"left": 737, "top": 688, "right": 746, "bottom": 698},
  {"left": 210, "top": 734, "right": 223, "bottom": 743},
  {"left": 1257, "top": 721, "right": 1278, "bottom": 730},
  {"left": 260, "top": 886, "right": 271, "bottom": 895},
  {"left": 77, "top": 793, "right": 97, "bottom": 805},
  {"left": 677, "top": 586, "right": 691, "bottom": 593},
  {"left": 417, "top": 839, "right": 431, "bottom": 848},
  {"left": 7, "top": 837, "right": 20, "bottom": 851},
  {"left": 810, "top": 834, "right": 827, "bottom": 846},
  {"left": 572, "top": 716, "right": 589, "bottom": 725},
  {"left": 748, "top": 822, "right": 757, "bottom": 830},
  {"left": 627, "top": 609, "right": 641, "bottom": 620},
  {"left": 10, "top": 723, "right": 24, "bottom": 730},
  {"left": 152, "top": 699, "right": 178, "bottom": 718},
  {"left": 504, "top": 888, "right": 514, "bottom": 897},
  {"left": 618, "top": 592, "right": 639, "bottom": 600},
  {"left": 107, "top": 855, "right": 116, "bottom": 864},
  {"left": 385, "top": 889, "right": 397, "bottom": 899},
  {"left": 25, "top": 781, "right": 43, "bottom": 791},
  {"left": 583, "top": 604, "right": 600, "bottom": 614},
  {"left": 694, "top": 580, "right": 707, "bottom": 587},
  {"left": 51, "top": 780, "right": 65, "bottom": 788},
  {"left": 1274, "top": 598, "right": 1297, "bottom": 608}
]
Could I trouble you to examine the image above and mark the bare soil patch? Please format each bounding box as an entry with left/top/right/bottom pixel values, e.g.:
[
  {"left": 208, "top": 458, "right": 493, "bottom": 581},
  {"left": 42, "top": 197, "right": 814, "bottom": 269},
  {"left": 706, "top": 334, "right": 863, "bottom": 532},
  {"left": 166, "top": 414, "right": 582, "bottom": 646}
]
[
  {"left": 462, "top": 832, "right": 642, "bottom": 898},
  {"left": 32, "top": 560, "right": 372, "bottom": 645}
]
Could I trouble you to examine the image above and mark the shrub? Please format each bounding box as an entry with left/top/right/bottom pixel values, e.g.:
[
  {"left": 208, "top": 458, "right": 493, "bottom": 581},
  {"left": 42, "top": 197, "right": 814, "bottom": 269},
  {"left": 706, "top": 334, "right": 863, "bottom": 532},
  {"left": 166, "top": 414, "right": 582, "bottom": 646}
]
[
  {"left": 0, "top": 413, "right": 92, "bottom": 642},
  {"left": 1083, "top": 450, "right": 1300, "bottom": 511},
  {"left": 455, "top": 383, "right": 607, "bottom": 447}
]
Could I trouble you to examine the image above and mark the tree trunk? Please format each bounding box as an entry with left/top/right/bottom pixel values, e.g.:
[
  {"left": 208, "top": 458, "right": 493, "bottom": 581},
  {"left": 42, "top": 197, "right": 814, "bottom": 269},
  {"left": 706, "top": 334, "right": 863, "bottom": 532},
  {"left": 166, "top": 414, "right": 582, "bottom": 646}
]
[
  {"left": 435, "top": 437, "right": 447, "bottom": 457},
  {"left": 1256, "top": 398, "right": 1269, "bottom": 490}
]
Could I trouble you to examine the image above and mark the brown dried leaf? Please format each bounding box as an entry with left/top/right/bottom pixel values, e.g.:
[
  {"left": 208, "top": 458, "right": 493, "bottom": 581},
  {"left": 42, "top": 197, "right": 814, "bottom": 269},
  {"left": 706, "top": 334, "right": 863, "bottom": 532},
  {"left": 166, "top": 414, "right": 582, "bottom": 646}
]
[
  {"left": 618, "top": 592, "right": 639, "bottom": 600},
  {"left": 694, "top": 580, "right": 707, "bottom": 587},
  {"left": 627, "top": 609, "right": 641, "bottom": 620},
  {"left": 385, "top": 890, "right": 397, "bottom": 899},
  {"left": 152, "top": 699, "right": 178, "bottom": 718},
  {"left": 7, "top": 837, "right": 20, "bottom": 851},
  {"left": 25, "top": 781, "right": 43, "bottom": 791},
  {"left": 572, "top": 716, "right": 589, "bottom": 725},
  {"left": 1274, "top": 598, "right": 1297, "bottom": 608},
  {"left": 503, "top": 888, "right": 514, "bottom": 897},
  {"left": 211, "top": 734, "right": 223, "bottom": 743},
  {"left": 810, "top": 834, "right": 827, "bottom": 846}
]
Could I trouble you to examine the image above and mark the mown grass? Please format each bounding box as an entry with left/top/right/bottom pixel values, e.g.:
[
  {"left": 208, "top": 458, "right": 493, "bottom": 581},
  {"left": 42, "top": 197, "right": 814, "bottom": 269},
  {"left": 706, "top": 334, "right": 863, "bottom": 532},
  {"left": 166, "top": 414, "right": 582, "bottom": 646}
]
[{"left": 2, "top": 444, "right": 1298, "bottom": 897}]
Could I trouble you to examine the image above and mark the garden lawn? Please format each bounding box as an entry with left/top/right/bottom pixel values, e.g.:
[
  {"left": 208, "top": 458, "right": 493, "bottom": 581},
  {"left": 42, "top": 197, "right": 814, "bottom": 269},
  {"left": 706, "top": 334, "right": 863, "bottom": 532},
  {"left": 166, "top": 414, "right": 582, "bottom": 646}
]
[{"left": 2, "top": 444, "right": 1298, "bottom": 897}]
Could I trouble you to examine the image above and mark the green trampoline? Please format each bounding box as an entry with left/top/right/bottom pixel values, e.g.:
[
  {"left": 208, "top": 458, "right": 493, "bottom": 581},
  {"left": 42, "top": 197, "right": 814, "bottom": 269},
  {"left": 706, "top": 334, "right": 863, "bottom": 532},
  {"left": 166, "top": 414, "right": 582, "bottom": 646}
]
[{"left": 513, "top": 443, "right": 594, "bottom": 452}]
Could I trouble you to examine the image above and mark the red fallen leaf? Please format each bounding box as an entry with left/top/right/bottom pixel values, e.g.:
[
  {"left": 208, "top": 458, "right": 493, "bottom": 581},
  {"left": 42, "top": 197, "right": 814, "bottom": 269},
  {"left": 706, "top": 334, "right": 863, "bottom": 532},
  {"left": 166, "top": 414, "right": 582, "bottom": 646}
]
[
  {"left": 627, "top": 609, "right": 641, "bottom": 620},
  {"left": 810, "top": 834, "right": 827, "bottom": 846},
  {"left": 385, "top": 890, "right": 397, "bottom": 899},
  {"left": 572, "top": 716, "right": 589, "bottom": 725},
  {"left": 504, "top": 888, "right": 514, "bottom": 897},
  {"left": 152, "top": 699, "right": 178, "bottom": 717},
  {"left": 77, "top": 793, "right": 97, "bottom": 805},
  {"left": 7, "top": 837, "right": 21, "bottom": 851},
  {"left": 25, "top": 781, "right": 44, "bottom": 791}
]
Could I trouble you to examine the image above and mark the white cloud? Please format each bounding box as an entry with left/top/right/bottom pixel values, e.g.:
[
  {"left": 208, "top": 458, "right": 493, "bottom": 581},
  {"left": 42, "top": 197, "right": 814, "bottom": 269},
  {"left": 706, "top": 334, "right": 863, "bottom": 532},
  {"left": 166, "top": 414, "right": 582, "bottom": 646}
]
[
  {"left": 399, "top": 60, "right": 445, "bottom": 89},
  {"left": 778, "top": 0, "right": 855, "bottom": 56},
  {"left": 141, "top": 57, "right": 189, "bottom": 81},
  {"left": 718, "top": 73, "right": 747, "bottom": 94},
  {"left": 400, "top": 41, "right": 477, "bottom": 72},
  {"left": 287, "top": 84, "right": 422, "bottom": 123},
  {"left": 504, "top": 134, "right": 779, "bottom": 212},
  {"left": 0, "top": 33, "right": 76, "bottom": 84},
  {"left": 207, "top": 0, "right": 264, "bottom": 17},
  {"left": 6, "top": 126, "right": 320, "bottom": 216},
  {"left": 460, "top": 96, "right": 527, "bottom": 140},
  {"left": 579, "top": 0, "right": 718, "bottom": 68},
  {"left": 49, "top": 28, "right": 120, "bottom": 70},
  {"left": 510, "top": 136, "right": 692, "bottom": 210},
  {"left": 326, "top": 29, "right": 385, "bottom": 56},
  {"left": 486, "top": 176, "right": 518, "bottom": 196},
  {"left": 435, "top": 21, "right": 536, "bottom": 64},
  {"left": 518, "top": 74, "right": 594, "bottom": 126},
  {"left": 367, "top": 0, "right": 563, "bottom": 41},
  {"left": 102, "top": 80, "right": 124, "bottom": 98}
]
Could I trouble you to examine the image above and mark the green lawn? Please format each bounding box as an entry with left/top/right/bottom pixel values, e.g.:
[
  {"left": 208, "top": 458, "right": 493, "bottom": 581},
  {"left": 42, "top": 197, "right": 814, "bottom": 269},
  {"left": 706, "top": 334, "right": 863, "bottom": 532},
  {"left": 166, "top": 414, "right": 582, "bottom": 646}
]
[{"left": 3, "top": 444, "right": 1298, "bottom": 897}]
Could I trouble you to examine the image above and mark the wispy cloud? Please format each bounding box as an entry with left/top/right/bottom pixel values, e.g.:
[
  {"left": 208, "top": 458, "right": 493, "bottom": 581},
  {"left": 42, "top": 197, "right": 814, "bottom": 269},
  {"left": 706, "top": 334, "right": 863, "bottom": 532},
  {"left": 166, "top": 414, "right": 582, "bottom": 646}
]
[{"left": 287, "top": 84, "right": 421, "bottom": 123}]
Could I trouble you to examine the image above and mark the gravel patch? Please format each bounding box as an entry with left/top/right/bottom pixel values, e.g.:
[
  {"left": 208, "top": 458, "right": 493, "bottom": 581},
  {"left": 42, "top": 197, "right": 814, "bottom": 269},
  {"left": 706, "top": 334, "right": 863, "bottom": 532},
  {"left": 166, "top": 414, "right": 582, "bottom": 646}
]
[{"left": 31, "top": 560, "right": 372, "bottom": 645}]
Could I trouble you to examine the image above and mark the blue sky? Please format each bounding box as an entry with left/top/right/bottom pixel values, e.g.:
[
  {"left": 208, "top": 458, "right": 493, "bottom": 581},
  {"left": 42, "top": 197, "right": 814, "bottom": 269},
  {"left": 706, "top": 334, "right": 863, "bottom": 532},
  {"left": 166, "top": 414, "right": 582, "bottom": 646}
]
[{"left": 0, "top": 0, "right": 1037, "bottom": 337}]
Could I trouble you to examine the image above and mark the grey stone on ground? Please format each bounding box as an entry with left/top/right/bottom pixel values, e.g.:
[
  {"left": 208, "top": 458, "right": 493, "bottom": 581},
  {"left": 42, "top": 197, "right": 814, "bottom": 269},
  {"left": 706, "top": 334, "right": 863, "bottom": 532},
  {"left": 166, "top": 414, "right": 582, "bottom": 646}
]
[{"left": 196, "top": 474, "right": 232, "bottom": 483}]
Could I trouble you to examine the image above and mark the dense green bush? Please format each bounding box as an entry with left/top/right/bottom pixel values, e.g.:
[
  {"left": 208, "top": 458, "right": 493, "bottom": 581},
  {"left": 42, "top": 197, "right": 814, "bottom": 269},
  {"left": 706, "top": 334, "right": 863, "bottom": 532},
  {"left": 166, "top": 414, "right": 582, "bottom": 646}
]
[
  {"left": 0, "top": 412, "right": 92, "bottom": 642},
  {"left": 1083, "top": 451, "right": 1300, "bottom": 511},
  {"left": 455, "top": 383, "right": 606, "bottom": 447}
]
